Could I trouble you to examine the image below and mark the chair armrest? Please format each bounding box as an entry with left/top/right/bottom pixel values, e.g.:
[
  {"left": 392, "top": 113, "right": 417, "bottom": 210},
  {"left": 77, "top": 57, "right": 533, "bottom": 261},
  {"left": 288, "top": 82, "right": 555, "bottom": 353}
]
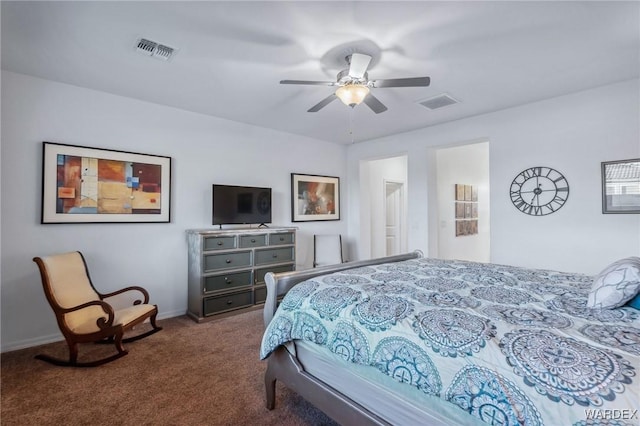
[
  {"left": 59, "top": 300, "right": 116, "bottom": 329},
  {"left": 100, "top": 286, "right": 150, "bottom": 305}
]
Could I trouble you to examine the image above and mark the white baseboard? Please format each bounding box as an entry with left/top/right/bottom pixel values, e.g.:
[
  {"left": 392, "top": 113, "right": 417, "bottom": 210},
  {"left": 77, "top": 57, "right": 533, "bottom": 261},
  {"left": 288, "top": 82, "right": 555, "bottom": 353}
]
[
  {"left": 157, "top": 309, "right": 186, "bottom": 320},
  {"left": 1, "top": 310, "right": 187, "bottom": 353},
  {"left": 1, "top": 333, "right": 63, "bottom": 353}
]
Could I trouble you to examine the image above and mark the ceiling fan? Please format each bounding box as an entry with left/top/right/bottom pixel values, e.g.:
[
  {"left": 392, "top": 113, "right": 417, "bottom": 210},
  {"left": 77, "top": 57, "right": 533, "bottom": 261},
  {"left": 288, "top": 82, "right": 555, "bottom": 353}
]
[{"left": 280, "top": 53, "right": 430, "bottom": 114}]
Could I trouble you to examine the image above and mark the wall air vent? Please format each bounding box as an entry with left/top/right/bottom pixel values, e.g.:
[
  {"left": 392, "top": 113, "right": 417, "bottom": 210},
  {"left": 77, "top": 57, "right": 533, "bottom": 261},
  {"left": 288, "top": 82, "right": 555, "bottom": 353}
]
[
  {"left": 418, "top": 93, "right": 459, "bottom": 110},
  {"left": 136, "top": 38, "right": 176, "bottom": 61}
]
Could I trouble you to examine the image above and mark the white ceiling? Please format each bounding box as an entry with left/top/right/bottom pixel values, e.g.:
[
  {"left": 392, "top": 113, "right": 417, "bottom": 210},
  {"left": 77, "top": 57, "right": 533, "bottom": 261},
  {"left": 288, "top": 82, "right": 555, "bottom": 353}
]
[{"left": 2, "top": 1, "right": 638, "bottom": 144}]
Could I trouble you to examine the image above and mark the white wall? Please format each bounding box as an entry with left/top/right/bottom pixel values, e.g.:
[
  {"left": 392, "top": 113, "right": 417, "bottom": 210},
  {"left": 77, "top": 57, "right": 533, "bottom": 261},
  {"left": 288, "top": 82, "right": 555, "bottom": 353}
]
[
  {"left": 0, "top": 71, "right": 348, "bottom": 351},
  {"left": 436, "top": 142, "right": 490, "bottom": 262},
  {"left": 3, "top": 73, "right": 639, "bottom": 351},
  {"left": 348, "top": 79, "right": 640, "bottom": 274}
]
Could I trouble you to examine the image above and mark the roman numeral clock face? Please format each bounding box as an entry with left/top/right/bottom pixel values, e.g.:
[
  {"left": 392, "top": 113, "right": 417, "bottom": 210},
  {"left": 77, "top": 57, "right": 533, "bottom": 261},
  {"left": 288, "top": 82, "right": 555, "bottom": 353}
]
[{"left": 510, "top": 167, "right": 569, "bottom": 216}]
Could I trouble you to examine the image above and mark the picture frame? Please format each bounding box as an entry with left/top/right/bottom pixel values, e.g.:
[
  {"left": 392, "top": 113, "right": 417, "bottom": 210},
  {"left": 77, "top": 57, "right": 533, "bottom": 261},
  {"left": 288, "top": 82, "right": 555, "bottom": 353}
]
[
  {"left": 41, "top": 141, "right": 172, "bottom": 223},
  {"left": 464, "top": 184, "right": 472, "bottom": 201},
  {"left": 601, "top": 158, "right": 640, "bottom": 214},
  {"left": 455, "top": 184, "right": 465, "bottom": 201},
  {"left": 455, "top": 220, "right": 478, "bottom": 237},
  {"left": 454, "top": 183, "right": 479, "bottom": 236},
  {"left": 291, "top": 173, "right": 340, "bottom": 222},
  {"left": 464, "top": 202, "right": 473, "bottom": 219}
]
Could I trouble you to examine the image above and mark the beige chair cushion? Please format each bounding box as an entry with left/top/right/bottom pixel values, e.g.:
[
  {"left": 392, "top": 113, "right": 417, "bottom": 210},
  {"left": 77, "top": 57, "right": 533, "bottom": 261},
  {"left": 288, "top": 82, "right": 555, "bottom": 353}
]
[
  {"left": 72, "top": 303, "right": 156, "bottom": 334},
  {"left": 42, "top": 252, "right": 105, "bottom": 333}
]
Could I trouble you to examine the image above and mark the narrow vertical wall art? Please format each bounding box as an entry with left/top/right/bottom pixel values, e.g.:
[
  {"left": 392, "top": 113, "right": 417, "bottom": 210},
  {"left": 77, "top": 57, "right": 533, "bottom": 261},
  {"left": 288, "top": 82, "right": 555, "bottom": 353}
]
[{"left": 454, "top": 183, "right": 478, "bottom": 236}]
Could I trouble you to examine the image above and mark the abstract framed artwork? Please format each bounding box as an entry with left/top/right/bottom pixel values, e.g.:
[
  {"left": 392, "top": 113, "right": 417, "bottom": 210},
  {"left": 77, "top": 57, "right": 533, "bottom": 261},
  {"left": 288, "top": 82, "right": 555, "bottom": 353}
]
[
  {"left": 601, "top": 158, "right": 640, "bottom": 214},
  {"left": 41, "top": 142, "right": 171, "bottom": 223},
  {"left": 291, "top": 173, "right": 340, "bottom": 222}
]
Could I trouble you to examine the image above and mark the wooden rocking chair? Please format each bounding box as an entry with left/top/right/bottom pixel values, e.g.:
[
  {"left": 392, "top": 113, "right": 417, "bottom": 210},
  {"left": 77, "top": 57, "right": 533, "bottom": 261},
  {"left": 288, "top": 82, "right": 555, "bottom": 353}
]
[{"left": 33, "top": 251, "right": 162, "bottom": 367}]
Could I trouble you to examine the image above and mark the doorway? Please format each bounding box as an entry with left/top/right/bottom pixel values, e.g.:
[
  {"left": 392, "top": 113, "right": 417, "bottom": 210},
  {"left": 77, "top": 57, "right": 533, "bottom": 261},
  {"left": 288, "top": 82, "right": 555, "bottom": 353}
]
[
  {"left": 359, "top": 155, "right": 408, "bottom": 259},
  {"left": 384, "top": 180, "right": 404, "bottom": 256},
  {"left": 433, "top": 141, "right": 490, "bottom": 262}
]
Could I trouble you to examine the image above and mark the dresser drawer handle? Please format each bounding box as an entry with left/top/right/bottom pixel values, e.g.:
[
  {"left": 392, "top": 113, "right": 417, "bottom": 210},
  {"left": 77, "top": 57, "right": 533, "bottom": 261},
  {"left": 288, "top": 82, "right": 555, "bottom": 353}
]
[
  {"left": 226, "top": 300, "right": 233, "bottom": 305},
  {"left": 279, "top": 237, "right": 285, "bottom": 241},
  {"left": 226, "top": 259, "right": 232, "bottom": 264},
  {"left": 224, "top": 277, "right": 232, "bottom": 284},
  {"left": 272, "top": 254, "right": 278, "bottom": 258},
  {"left": 217, "top": 241, "right": 223, "bottom": 246},
  {"left": 251, "top": 239, "right": 256, "bottom": 243}
]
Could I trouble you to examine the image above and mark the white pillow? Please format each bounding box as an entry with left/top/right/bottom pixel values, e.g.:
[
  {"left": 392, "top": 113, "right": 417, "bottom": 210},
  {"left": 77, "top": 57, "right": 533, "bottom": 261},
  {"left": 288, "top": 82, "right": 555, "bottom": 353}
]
[{"left": 587, "top": 257, "right": 640, "bottom": 309}]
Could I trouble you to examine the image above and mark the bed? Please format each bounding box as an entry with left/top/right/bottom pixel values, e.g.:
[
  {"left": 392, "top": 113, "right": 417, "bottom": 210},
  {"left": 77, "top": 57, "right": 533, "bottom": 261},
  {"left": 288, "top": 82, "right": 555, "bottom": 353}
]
[{"left": 260, "top": 251, "right": 640, "bottom": 426}]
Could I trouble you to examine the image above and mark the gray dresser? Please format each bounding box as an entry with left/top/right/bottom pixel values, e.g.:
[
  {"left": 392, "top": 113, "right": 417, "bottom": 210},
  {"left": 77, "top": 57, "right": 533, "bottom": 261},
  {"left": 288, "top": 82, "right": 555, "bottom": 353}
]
[{"left": 186, "top": 227, "right": 296, "bottom": 322}]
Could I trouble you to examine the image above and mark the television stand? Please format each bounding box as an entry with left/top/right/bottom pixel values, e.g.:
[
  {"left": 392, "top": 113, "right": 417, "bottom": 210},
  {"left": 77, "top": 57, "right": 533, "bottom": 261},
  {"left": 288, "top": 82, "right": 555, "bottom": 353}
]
[{"left": 258, "top": 223, "right": 269, "bottom": 228}]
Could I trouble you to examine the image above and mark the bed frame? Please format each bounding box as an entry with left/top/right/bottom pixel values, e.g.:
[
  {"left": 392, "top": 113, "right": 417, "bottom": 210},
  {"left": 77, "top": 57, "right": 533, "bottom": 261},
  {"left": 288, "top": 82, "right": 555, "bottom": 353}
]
[{"left": 262, "top": 251, "right": 424, "bottom": 426}]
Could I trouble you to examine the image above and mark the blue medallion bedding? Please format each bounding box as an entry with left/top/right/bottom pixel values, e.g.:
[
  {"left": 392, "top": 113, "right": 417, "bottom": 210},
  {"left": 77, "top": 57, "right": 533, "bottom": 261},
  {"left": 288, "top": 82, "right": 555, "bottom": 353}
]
[{"left": 260, "top": 258, "right": 640, "bottom": 426}]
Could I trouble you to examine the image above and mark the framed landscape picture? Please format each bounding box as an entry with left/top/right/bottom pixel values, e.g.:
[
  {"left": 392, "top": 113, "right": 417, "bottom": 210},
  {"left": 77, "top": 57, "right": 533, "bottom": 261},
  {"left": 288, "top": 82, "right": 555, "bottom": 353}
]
[
  {"left": 41, "top": 142, "right": 172, "bottom": 223},
  {"left": 291, "top": 173, "right": 340, "bottom": 222}
]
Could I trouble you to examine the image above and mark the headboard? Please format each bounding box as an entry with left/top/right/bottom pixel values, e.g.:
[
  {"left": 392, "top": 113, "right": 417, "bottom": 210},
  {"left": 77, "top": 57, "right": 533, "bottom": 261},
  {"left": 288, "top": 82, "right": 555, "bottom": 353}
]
[{"left": 263, "top": 250, "right": 424, "bottom": 327}]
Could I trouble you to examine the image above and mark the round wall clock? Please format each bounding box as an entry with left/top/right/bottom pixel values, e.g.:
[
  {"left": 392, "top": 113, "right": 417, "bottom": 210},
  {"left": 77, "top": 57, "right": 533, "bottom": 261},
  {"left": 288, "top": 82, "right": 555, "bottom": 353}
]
[{"left": 510, "top": 166, "right": 569, "bottom": 216}]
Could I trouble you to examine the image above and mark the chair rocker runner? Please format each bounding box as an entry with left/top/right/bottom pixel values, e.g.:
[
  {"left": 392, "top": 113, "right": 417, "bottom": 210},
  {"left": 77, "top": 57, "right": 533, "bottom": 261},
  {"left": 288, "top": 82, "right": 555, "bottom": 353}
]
[{"left": 33, "top": 251, "right": 162, "bottom": 367}]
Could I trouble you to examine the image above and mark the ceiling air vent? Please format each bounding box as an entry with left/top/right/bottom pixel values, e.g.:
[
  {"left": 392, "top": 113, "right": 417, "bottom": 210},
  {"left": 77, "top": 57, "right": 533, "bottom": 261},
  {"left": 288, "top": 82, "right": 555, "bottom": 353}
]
[
  {"left": 136, "top": 38, "right": 176, "bottom": 61},
  {"left": 418, "top": 93, "right": 459, "bottom": 110}
]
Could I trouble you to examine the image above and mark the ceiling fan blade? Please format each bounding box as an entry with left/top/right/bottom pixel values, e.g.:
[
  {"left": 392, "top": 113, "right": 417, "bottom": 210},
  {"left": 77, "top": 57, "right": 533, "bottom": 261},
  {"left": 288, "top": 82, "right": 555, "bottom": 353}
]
[
  {"left": 308, "top": 94, "right": 337, "bottom": 112},
  {"left": 280, "top": 80, "right": 337, "bottom": 86},
  {"left": 371, "top": 77, "right": 431, "bottom": 88},
  {"left": 363, "top": 93, "right": 388, "bottom": 114},
  {"left": 348, "top": 53, "right": 372, "bottom": 79}
]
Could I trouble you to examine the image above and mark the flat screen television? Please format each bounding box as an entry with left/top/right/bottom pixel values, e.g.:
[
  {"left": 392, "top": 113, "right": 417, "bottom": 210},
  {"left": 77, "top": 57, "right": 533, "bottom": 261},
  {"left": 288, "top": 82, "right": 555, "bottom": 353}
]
[{"left": 212, "top": 184, "right": 272, "bottom": 226}]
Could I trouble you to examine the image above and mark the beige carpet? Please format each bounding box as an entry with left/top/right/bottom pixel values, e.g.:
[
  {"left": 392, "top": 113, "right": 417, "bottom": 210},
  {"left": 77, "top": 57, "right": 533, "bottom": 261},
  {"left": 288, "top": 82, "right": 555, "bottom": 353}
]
[{"left": 1, "top": 310, "right": 338, "bottom": 425}]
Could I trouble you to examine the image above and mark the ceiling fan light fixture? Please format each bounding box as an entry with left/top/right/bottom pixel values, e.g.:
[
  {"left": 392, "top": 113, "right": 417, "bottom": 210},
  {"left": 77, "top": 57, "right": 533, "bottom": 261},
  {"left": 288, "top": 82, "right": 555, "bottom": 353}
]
[{"left": 335, "top": 84, "right": 370, "bottom": 107}]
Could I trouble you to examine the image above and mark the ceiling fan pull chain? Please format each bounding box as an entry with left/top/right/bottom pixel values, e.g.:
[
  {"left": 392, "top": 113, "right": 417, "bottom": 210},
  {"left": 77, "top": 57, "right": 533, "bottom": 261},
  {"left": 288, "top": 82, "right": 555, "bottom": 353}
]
[{"left": 349, "top": 107, "right": 355, "bottom": 144}]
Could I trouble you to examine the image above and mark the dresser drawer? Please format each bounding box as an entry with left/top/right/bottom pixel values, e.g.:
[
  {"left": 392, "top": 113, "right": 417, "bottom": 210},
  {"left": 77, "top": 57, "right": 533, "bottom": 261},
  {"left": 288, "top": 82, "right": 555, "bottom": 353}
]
[
  {"left": 255, "top": 247, "right": 294, "bottom": 266},
  {"left": 269, "top": 232, "right": 294, "bottom": 246},
  {"left": 203, "top": 236, "right": 236, "bottom": 251},
  {"left": 255, "top": 264, "right": 295, "bottom": 285},
  {"left": 204, "top": 251, "right": 252, "bottom": 272},
  {"left": 254, "top": 285, "right": 287, "bottom": 304},
  {"left": 203, "top": 291, "right": 253, "bottom": 316},
  {"left": 203, "top": 270, "right": 253, "bottom": 293},
  {"left": 239, "top": 234, "right": 267, "bottom": 248},
  {"left": 254, "top": 286, "right": 267, "bottom": 304}
]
